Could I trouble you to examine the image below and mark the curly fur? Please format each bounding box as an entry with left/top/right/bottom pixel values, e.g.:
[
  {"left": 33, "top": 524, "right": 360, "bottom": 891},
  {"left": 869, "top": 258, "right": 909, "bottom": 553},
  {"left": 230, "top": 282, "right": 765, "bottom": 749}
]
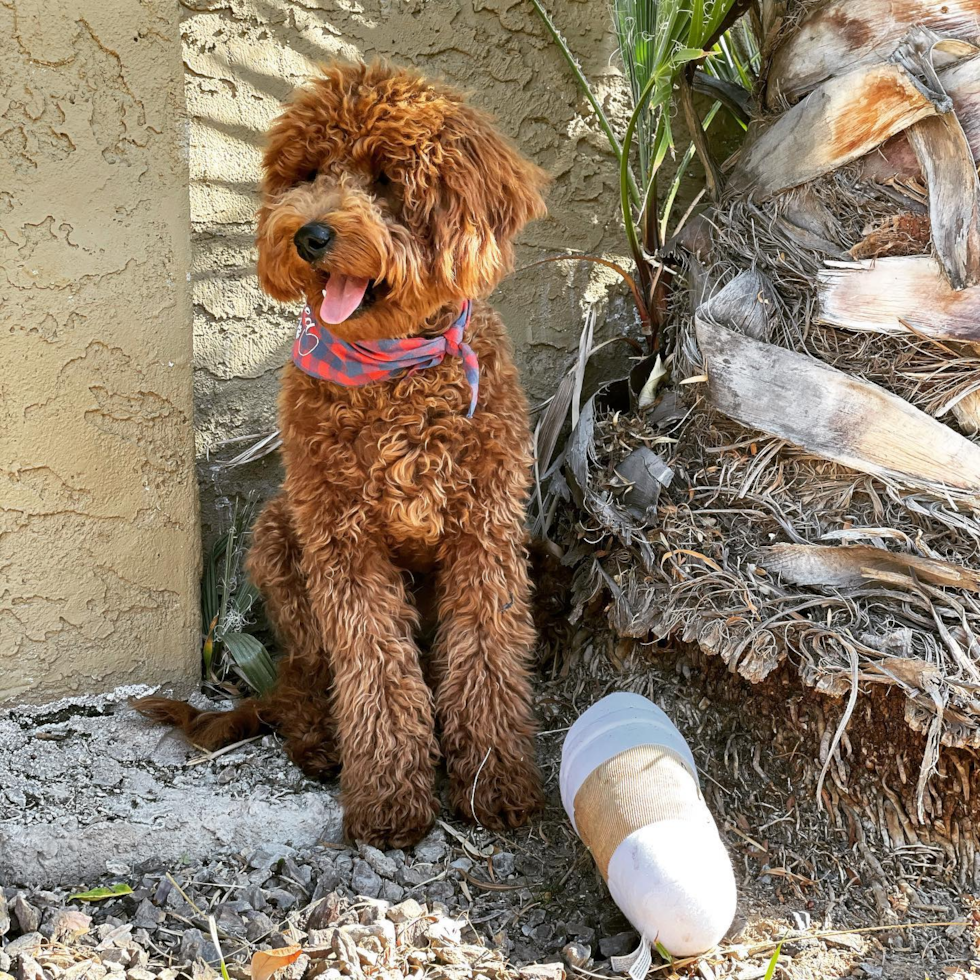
[{"left": 135, "top": 60, "right": 549, "bottom": 848}]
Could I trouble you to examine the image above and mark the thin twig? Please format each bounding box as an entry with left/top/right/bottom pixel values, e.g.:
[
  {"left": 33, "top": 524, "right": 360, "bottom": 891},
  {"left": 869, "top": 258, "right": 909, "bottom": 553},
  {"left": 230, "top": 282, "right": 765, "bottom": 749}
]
[
  {"left": 458, "top": 869, "right": 528, "bottom": 892},
  {"left": 186, "top": 735, "right": 264, "bottom": 767},
  {"left": 166, "top": 874, "right": 205, "bottom": 917},
  {"left": 470, "top": 746, "right": 493, "bottom": 828}
]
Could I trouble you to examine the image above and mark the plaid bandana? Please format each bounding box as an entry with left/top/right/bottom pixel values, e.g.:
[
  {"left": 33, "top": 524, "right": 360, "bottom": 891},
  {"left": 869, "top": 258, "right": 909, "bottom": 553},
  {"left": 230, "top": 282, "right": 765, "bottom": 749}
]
[{"left": 292, "top": 302, "right": 479, "bottom": 417}]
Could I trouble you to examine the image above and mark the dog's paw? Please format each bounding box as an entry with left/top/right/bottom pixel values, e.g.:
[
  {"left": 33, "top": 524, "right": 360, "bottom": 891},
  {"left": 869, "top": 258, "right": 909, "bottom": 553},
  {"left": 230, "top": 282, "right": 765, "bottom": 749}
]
[
  {"left": 286, "top": 739, "right": 341, "bottom": 782},
  {"left": 451, "top": 748, "right": 543, "bottom": 831},
  {"left": 343, "top": 784, "right": 439, "bottom": 849}
]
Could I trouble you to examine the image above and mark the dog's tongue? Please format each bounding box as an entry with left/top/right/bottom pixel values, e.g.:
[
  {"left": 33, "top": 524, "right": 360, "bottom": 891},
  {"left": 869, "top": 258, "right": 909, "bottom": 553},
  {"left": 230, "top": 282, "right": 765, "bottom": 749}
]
[{"left": 320, "top": 274, "right": 370, "bottom": 324}]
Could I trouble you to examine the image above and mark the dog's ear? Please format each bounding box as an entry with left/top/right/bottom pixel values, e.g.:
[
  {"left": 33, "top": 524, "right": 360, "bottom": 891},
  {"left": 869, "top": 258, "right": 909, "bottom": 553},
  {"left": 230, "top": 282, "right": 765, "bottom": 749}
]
[{"left": 432, "top": 105, "right": 549, "bottom": 297}]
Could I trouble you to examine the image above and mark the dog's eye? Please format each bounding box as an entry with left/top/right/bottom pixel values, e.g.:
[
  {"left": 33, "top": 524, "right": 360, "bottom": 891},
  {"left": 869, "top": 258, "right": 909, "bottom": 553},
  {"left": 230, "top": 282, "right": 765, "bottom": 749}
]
[{"left": 304, "top": 169, "right": 318, "bottom": 183}]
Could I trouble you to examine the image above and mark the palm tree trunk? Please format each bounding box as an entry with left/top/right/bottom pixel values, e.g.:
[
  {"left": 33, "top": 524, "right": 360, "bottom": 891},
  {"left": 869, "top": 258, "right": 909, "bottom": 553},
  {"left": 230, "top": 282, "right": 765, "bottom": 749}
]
[{"left": 578, "top": 0, "right": 980, "bottom": 850}]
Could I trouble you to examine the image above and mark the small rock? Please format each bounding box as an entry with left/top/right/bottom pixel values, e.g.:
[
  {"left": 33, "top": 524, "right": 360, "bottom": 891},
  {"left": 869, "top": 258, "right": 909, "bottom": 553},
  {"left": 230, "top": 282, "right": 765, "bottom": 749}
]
[
  {"left": 98, "top": 924, "right": 133, "bottom": 945},
  {"left": 427, "top": 917, "right": 463, "bottom": 944},
  {"left": 243, "top": 885, "right": 268, "bottom": 911},
  {"left": 426, "top": 881, "right": 455, "bottom": 905},
  {"left": 357, "top": 845, "right": 397, "bottom": 880},
  {"left": 450, "top": 857, "right": 473, "bottom": 873},
  {"left": 282, "top": 955, "right": 310, "bottom": 980},
  {"left": 248, "top": 844, "right": 298, "bottom": 871},
  {"left": 127, "top": 970, "right": 157, "bottom": 980},
  {"left": 341, "top": 921, "right": 395, "bottom": 948},
  {"left": 0, "top": 954, "right": 10, "bottom": 974},
  {"left": 523, "top": 910, "right": 547, "bottom": 932},
  {"left": 152, "top": 879, "right": 172, "bottom": 906},
  {"left": 131, "top": 900, "right": 163, "bottom": 931},
  {"left": 387, "top": 899, "right": 426, "bottom": 924},
  {"left": 357, "top": 899, "right": 390, "bottom": 924},
  {"left": 380, "top": 880, "right": 405, "bottom": 903},
  {"left": 265, "top": 889, "right": 299, "bottom": 911},
  {"left": 0, "top": 894, "right": 9, "bottom": 937},
  {"left": 283, "top": 858, "right": 313, "bottom": 887},
  {"left": 491, "top": 853, "right": 515, "bottom": 878},
  {"left": 519, "top": 966, "right": 565, "bottom": 980},
  {"left": 13, "top": 953, "right": 43, "bottom": 980},
  {"left": 398, "top": 862, "right": 438, "bottom": 886},
  {"left": 599, "top": 931, "right": 640, "bottom": 958},
  {"left": 179, "top": 928, "right": 220, "bottom": 965},
  {"left": 531, "top": 922, "right": 556, "bottom": 944},
  {"left": 213, "top": 905, "right": 247, "bottom": 938},
  {"left": 42, "top": 908, "right": 91, "bottom": 942},
  {"left": 307, "top": 896, "right": 342, "bottom": 931},
  {"left": 413, "top": 839, "right": 447, "bottom": 864},
  {"left": 128, "top": 947, "right": 149, "bottom": 970},
  {"left": 10, "top": 897, "right": 40, "bottom": 935},
  {"left": 310, "top": 872, "right": 342, "bottom": 902},
  {"left": 245, "top": 913, "right": 276, "bottom": 944},
  {"left": 3, "top": 935, "right": 43, "bottom": 958},
  {"left": 562, "top": 943, "right": 592, "bottom": 969},
  {"left": 351, "top": 860, "right": 382, "bottom": 899},
  {"left": 99, "top": 949, "right": 132, "bottom": 968}
]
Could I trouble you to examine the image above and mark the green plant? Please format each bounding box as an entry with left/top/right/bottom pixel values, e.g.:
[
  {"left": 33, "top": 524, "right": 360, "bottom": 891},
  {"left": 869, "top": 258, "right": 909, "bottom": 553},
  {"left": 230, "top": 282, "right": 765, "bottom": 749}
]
[
  {"left": 201, "top": 495, "right": 277, "bottom": 695},
  {"left": 529, "top": 0, "right": 757, "bottom": 347},
  {"left": 763, "top": 941, "right": 783, "bottom": 980}
]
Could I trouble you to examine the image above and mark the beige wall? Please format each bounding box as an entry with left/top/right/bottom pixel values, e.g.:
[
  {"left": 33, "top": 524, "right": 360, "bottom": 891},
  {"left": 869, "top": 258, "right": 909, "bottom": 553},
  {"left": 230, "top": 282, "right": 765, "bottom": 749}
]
[
  {"left": 1, "top": 0, "right": 200, "bottom": 704},
  {"left": 183, "top": 0, "right": 636, "bottom": 540}
]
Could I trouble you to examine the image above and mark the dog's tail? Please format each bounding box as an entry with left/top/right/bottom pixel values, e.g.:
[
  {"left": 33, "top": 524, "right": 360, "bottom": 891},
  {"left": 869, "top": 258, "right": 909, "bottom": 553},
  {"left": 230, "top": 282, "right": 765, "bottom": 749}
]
[{"left": 131, "top": 696, "right": 270, "bottom": 750}]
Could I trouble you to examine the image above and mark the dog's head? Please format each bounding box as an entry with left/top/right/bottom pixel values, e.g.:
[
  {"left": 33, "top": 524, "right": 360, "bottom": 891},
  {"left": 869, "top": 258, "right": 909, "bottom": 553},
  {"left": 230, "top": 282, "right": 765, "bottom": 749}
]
[{"left": 255, "top": 61, "right": 549, "bottom": 340}]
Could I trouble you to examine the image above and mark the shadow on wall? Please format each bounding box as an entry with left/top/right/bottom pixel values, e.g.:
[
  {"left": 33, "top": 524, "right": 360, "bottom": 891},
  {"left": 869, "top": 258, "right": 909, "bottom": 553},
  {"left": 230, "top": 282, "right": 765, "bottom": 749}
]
[{"left": 184, "top": 0, "right": 633, "bottom": 543}]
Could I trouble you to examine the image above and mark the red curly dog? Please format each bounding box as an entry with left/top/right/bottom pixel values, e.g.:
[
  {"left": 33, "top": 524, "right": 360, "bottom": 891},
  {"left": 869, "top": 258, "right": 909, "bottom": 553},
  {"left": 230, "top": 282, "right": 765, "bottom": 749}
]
[{"left": 136, "top": 61, "right": 549, "bottom": 847}]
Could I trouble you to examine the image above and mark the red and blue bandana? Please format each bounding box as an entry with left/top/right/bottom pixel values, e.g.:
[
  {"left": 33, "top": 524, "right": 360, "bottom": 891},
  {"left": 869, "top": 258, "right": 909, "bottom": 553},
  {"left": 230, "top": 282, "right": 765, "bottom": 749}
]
[{"left": 292, "top": 302, "right": 479, "bottom": 417}]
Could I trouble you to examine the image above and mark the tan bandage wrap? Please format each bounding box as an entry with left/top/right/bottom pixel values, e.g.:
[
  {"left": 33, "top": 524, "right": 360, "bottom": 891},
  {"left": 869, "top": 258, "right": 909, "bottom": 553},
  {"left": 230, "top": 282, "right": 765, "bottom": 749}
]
[{"left": 572, "top": 744, "right": 704, "bottom": 878}]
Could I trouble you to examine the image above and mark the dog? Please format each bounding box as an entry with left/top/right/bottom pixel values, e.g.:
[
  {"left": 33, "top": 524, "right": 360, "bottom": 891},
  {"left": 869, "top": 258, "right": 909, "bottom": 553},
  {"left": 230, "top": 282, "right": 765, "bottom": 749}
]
[{"left": 135, "top": 61, "right": 549, "bottom": 848}]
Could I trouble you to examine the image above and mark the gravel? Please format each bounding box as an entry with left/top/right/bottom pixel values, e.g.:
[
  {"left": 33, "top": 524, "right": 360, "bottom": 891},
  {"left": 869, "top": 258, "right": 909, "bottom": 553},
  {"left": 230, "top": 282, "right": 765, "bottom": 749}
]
[{"left": 5, "top": 648, "right": 980, "bottom": 979}]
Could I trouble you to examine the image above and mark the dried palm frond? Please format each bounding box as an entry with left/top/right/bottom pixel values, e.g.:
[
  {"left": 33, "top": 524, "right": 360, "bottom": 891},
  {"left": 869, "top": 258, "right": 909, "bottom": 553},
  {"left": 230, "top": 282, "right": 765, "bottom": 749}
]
[
  {"left": 765, "top": 0, "right": 980, "bottom": 107},
  {"left": 731, "top": 63, "right": 944, "bottom": 199},
  {"left": 556, "top": 5, "right": 980, "bottom": 844}
]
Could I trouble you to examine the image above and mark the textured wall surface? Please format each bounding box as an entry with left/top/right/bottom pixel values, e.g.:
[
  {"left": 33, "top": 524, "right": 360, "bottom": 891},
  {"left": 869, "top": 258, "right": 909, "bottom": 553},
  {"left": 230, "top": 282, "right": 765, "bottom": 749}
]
[
  {"left": 1, "top": 0, "right": 200, "bottom": 704},
  {"left": 183, "top": 0, "right": 636, "bottom": 539}
]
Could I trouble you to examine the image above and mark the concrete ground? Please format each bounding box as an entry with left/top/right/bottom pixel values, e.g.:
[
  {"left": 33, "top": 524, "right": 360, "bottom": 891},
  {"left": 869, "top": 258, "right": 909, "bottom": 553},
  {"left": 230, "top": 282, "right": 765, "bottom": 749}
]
[{"left": 0, "top": 688, "right": 343, "bottom": 888}]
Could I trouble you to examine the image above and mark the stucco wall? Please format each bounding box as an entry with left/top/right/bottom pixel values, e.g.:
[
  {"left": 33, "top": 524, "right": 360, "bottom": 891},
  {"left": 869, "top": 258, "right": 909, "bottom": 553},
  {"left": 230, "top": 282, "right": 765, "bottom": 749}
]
[
  {"left": 183, "top": 0, "right": 636, "bottom": 540},
  {"left": 1, "top": 0, "right": 200, "bottom": 704}
]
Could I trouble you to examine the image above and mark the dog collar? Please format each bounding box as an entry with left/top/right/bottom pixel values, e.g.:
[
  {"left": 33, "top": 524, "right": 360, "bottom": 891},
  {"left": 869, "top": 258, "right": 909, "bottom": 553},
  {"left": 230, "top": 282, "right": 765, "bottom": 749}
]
[{"left": 292, "top": 302, "right": 479, "bottom": 417}]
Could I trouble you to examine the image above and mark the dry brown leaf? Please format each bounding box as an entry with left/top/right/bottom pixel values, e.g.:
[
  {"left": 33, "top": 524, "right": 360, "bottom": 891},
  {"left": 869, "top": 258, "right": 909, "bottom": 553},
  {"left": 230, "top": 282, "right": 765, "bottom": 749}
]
[{"left": 250, "top": 945, "right": 303, "bottom": 980}]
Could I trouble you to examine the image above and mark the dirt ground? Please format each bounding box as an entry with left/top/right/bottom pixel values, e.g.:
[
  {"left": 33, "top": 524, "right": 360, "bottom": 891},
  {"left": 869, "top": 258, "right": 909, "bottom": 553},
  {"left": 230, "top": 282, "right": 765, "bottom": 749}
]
[{"left": 4, "top": 629, "right": 980, "bottom": 980}]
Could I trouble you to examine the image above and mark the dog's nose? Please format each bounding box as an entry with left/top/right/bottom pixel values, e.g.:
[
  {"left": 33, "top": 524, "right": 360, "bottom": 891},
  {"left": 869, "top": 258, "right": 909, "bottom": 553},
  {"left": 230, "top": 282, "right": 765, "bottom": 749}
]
[{"left": 294, "top": 222, "right": 334, "bottom": 263}]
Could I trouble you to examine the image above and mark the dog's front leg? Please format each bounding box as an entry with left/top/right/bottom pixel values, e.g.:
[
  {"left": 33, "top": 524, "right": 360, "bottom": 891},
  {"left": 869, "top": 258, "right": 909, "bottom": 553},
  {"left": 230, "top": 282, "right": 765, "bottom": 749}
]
[
  {"left": 302, "top": 536, "right": 439, "bottom": 847},
  {"left": 433, "top": 516, "right": 543, "bottom": 830}
]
